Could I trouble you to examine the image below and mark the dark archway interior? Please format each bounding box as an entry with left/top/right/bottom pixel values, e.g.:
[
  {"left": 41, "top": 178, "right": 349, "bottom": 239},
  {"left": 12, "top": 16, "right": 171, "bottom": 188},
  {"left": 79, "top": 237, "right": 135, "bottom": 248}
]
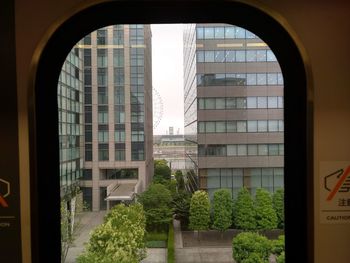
[{"left": 31, "top": 1, "right": 312, "bottom": 262}]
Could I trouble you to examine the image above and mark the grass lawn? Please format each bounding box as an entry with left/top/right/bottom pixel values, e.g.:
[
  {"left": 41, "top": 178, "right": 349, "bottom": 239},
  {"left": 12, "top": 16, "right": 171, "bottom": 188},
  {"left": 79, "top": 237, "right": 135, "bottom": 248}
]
[{"left": 145, "top": 231, "right": 168, "bottom": 248}]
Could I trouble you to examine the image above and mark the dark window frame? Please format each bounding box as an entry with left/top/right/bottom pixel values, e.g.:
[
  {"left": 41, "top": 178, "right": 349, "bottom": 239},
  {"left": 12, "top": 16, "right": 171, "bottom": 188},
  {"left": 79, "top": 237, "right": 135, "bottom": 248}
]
[{"left": 30, "top": 1, "right": 313, "bottom": 262}]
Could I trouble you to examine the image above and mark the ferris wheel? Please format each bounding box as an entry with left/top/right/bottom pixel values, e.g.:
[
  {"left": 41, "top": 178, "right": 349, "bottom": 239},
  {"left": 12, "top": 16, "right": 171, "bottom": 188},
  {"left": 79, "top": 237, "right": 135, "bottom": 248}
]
[{"left": 152, "top": 88, "right": 164, "bottom": 128}]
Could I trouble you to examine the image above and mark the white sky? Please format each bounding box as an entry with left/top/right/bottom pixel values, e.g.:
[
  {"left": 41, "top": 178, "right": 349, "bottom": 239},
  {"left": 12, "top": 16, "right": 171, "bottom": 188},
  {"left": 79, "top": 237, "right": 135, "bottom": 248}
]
[{"left": 151, "top": 24, "right": 184, "bottom": 135}]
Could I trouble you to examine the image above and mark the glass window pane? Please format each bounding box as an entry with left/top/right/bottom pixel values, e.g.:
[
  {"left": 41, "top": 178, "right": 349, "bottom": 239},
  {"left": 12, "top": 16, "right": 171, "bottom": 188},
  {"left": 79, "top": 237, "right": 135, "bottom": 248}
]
[
  {"left": 225, "top": 27, "right": 235, "bottom": 38},
  {"left": 215, "top": 51, "right": 225, "bottom": 62},
  {"left": 227, "top": 145, "right": 237, "bottom": 156},
  {"left": 226, "top": 121, "right": 237, "bottom": 132},
  {"left": 236, "top": 98, "right": 246, "bottom": 109},
  {"left": 267, "top": 50, "right": 277, "bottom": 61},
  {"left": 277, "top": 73, "right": 284, "bottom": 85},
  {"left": 226, "top": 98, "right": 236, "bottom": 109},
  {"left": 257, "top": 97, "right": 267, "bottom": 108},
  {"left": 246, "top": 30, "right": 256, "bottom": 39},
  {"left": 268, "top": 120, "right": 279, "bottom": 132},
  {"left": 235, "top": 27, "right": 246, "bottom": 38},
  {"left": 247, "top": 97, "right": 257, "bottom": 108},
  {"left": 216, "top": 121, "right": 226, "bottom": 132},
  {"left": 247, "top": 121, "right": 257, "bottom": 132},
  {"left": 268, "top": 97, "right": 278, "bottom": 108},
  {"left": 236, "top": 50, "right": 246, "bottom": 62},
  {"left": 237, "top": 145, "right": 247, "bottom": 156},
  {"left": 247, "top": 74, "right": 257, "bottom": 85},
  {"left": 197, "top": 51, "right": 204, "bottom": 62},
  {"left": 215, "top": 98, "right": 225, "bottom": 109},
  {"left": 237, "top": 121, "right": 247, "bottom": 132},
  {"left": 258, "top": 144, "right": 268, "bottom": 155},
  {"left": 267, "top": 73, "right": 278, "bottom": 85},
  {"left": 206, "top": 122, "right": 215, "bottom": 132},
  {"left": 257, "top": 73, "right": 267, "bottom": 85},
  {"left": 268, "top": 144, "right": 279, "bottom": 155},
  {"left": 246, "top": 50, "right": 257, "bottom": 62},
  {"left": 196, "top": 27, "right": 204, "bottom": 39},
  {"left": 198, "top": 98, "right": 205, "bottom": 109},
  {"left": 248, "top": 145, "right": 258, "bottom": 155},
  {"left": 258, "top": 120, "right": 267, "bottom": 132},
  {"left": 214, "top": 27, "right": 225, "bottom": 39},
  {"left": 278, "top": 120, "right": 284, "bottom": 132},
  {"left": 206, "top": 98, "right": 215, "bottom": 109},
  {"left": 257, "top": 50, "right": 267, "bottom": 61},
  {"left": 204, "top": 27, "right": 214, "bottom": 39},
  {"left": 205, "top": 51, "right": 215, "bottom": 62},
  {"left": 198, "top": 122, "right": 205, "bottom": 133},
  {"left": 278, "top": 97, "right": 284, "bottom": 108},
  {"left": 225, "top": 51, "right": 235, "bottom": 62}
]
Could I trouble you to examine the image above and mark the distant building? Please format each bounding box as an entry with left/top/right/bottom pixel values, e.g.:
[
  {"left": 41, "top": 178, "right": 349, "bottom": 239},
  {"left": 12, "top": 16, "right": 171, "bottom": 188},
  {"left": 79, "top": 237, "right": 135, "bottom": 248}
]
[
  {"left": 169, "top": 126, "right": 174, "bottom": 135},
  {"left": 153, "top": 134, "right": 196, "bottom": 172},
  {"left": 184, "top": 24, "right": 284, "bottom": 198}
]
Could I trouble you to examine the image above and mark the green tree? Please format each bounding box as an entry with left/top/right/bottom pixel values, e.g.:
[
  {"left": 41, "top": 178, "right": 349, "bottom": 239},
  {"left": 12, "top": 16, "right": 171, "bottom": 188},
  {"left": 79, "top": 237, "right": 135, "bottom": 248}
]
[
  {"left": 212, "top": 189, "right": 233, "bottom": 233},
  {"left": 153, "top": 159, "right": 171, "bottom": 182},
  {"left": 172, "top": 191, "right": 191, "bottom": 229},
  {"left": 77, "top": 203, "right": 146, "bottom": 263},
  {"left": 138, "top": 183, "right": 173, "bottom": 231},
  {"left": 272, "top": 189, "right": 284, "bottom": 228},
  {"left": 255, "top": 188, "right": 278, "bottom": 230},
  {"left": 174, "top": 170, "right": 185, "bottom": 191},
  {"left": 232, "top": 232, "right": 271, "bottom": 263},
  {"left": 234, "top": 187, "right": 256, "bottom": 230},
  {"left": 189, "top": 190, "right": 210, "bottom": 231}
]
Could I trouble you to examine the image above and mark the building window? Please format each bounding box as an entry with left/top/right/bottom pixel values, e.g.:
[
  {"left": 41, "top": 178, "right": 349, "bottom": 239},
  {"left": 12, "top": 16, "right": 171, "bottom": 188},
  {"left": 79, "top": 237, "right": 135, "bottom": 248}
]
[
  {"left": 114, "top": 105, "right": 125, "bottom": 124},
  {"left": 97, "top": 49, "right": 108, "bottom": 67},
  {"left": 96, "top": 29, "right": 107, "bottom": 45},
  {"left": 98, "top": 124, "right": 109, "bottom": 143},
  {"left": 81, "top": 169, "right": 92, "bottom": 180},
  {"left": 115, "top": 143, "right": 126, "bottom": 161},
  {"left": 85, "top": 143, "right": 92, "bottom": 161},
  {"left": 131, "top": 142, "right": 144, "bottom": 160},
  {"left": 100, "top": 168, "right": 138, "bottom": 180},
  {"left": 100, "top": 187, "right": 107, "bottom": 210},
  {"left": 98, "top": 105, "right": 108, "bottom": 124},
  {"left": 113, "top": 49, "right": 124, "bottom": 66},
  {"left": 98, "top": 86, "right": 108, "bottom": 104},
  {"left": 97, "top": 68, "right": 107, "bottom": 86},
  {"left": 98, "top": 143, "right": 109, "bottom": 161}
]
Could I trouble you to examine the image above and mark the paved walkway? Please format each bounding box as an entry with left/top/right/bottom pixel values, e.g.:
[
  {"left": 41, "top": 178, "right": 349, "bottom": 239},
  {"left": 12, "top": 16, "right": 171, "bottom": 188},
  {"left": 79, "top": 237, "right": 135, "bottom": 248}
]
[
  {"left": 65, "top": 211, "right": 106, "bottom": 263},
  {"left": 141, "top": 248, "right": 167, "bottom": 263}
]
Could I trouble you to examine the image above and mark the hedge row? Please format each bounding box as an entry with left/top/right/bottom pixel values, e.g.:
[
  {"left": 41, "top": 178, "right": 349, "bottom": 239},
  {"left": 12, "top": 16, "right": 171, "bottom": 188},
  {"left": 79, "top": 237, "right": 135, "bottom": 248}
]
[{"left": 232, "top": 232, "right": 285, "bottom": 263}]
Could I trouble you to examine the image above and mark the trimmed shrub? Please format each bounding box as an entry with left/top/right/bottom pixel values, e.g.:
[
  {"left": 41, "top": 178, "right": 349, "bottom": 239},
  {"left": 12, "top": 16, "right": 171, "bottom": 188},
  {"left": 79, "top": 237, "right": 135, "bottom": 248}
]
[
  {"left": 271, "top": 235, "right": 285, "bottom": 256},
  {"left": 212, "top": 189, "right": 233, "bottom": 232},
  {"left": 232, "top": 232, "right": 271, "bottom": 263},
  {"left": 138, "top": 184, "right": 173, "bottom": 231},
  {"left": 189, "top": 190, "right": 210, "bottom": 231},
  {"left": 167, "top": 223, "right": 175, "bottom": 263},
  {"left": 277, "top": 251, "right": 285, "bottom": 263},
  {"left": 173, "top": 191, "right": 191, "bottom": 228},
  {"left": 234, "top": 188, "right": 256, "bottom": 230},
  {"left": 77, "top": 203, "right": 146, "bottom": 263},
  {"left": 242, "top": 253, "right": 265, "bottom": 263},
  {"left": 255, "top": 188, "right": 278, "bottom": 230},
  {"left": 272, "top": 189, "right": 285, "bottom": 228}
]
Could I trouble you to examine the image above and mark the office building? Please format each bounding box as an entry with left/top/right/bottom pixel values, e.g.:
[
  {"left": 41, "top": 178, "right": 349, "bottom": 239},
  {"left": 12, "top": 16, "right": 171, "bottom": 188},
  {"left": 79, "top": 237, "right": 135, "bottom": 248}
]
[
  {"left": 184, "top": 23, "right": 284, "bottom": 198},
  {"left": 58, "top": 47, "right": 84, "bottom": 202},
  {"left": 78, "top": 25, "right": 153, "bottom": 211}
]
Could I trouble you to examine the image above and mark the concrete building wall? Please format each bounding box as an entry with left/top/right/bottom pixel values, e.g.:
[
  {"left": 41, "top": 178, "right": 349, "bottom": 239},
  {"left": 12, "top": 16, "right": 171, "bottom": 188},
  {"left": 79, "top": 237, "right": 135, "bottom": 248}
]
[{"left": 79, "top": 25, "right": 153, "bottom": 211}]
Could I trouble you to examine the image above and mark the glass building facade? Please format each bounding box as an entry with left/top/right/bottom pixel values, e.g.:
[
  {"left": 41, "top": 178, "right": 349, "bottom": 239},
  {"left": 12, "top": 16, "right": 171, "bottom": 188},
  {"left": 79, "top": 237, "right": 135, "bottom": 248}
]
[
  {"left": 184, "top": 24, "right": 284, "bottom": 198},
  {"left": 58, "top": 47, "right": 84, "bottom": 198}
]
